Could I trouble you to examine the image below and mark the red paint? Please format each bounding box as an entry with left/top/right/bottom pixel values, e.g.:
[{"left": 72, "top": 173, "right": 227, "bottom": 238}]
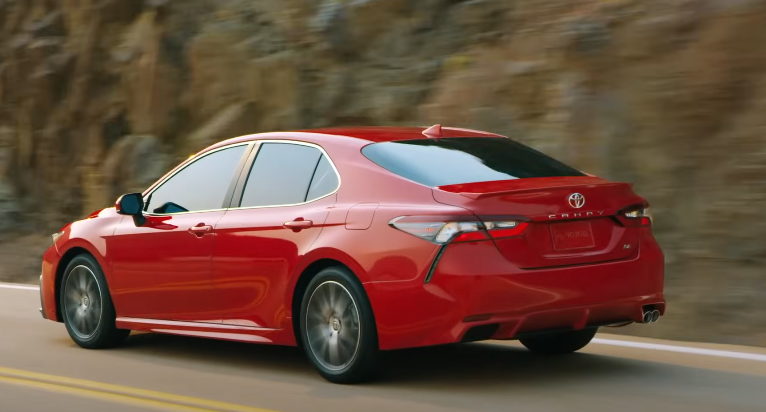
[
  {"left": 114, "top": 318, "right": 282, "bottom": 343},
  {"left": 212, "top": 195, "right": 336, "bottom": 332},
  {"left": 422, "top": 124, "right": 443, "bottom": 138},
  {"left": 344, "top": 203, "right": 379, "bottom": 230},
  {"left": 298, "top": 126, "right": 505, "bottom": 143},
  {"left": 436, "top": 176, "right": 619, "bottom": 199},
  {"left": 41, "top": 126, "right": 665, "bottom": 352},
  {"left": 367, "top": 227, "right": 665, "bottom": 349},
  {"left": 110, "top": 211, "right": 227, "bottom": 321}
]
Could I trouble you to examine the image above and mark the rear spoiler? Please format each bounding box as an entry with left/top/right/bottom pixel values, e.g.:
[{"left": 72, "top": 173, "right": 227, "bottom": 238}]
[{"left": 435, "top": 176, "right": 632, "bottom": 200}]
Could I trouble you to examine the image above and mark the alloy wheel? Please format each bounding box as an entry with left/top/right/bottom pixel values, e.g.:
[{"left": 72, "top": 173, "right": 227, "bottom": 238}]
[
  {"left": 63, "top": 265, "right": 103, "bottom": 340},
  {"left": 305, "top": 281, "right": 361, "bottom": 371}
]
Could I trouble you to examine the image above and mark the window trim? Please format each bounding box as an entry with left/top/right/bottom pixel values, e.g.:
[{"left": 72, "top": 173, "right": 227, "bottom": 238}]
[
  {"left": 141, "top": 142, "right": 255, "bottom": 216},
  {"left": 229, "top": 139, "right": 342, "bottom": 210}
]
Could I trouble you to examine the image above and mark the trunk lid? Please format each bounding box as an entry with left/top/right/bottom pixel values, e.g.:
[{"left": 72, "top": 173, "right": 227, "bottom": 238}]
[{"left": 433, "top": 176, "right": 646, "bottom": 269}]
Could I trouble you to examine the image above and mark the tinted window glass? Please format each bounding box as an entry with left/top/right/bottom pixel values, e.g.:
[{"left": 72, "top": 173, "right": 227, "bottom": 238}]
[
  {"left": 306, "top": 155, "right": 339, "bottom": 201},
  {"left": 240, "top": 143, "right": 328, "bottom": 207},
  {"left": 361, "top": 137, "right": 584, "bottom": 187},
  {"left": 145, "top": 145, "right": 247, "bottom": 213}
]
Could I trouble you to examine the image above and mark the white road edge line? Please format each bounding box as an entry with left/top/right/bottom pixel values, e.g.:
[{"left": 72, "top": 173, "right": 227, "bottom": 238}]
[
  {"left": 2, "top": 282, "right": 765, "bottom": 362},
  {"left": 592, "top": 338, "right": 766, "bottom": 362},
  {"left": 0, "top": 283, "right": 38, "bottom": 291}
]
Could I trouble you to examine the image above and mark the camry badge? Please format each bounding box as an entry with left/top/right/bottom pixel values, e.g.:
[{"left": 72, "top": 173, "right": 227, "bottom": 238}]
[{"left": 568, "top": 193, "right": 585, "bottom": 209}]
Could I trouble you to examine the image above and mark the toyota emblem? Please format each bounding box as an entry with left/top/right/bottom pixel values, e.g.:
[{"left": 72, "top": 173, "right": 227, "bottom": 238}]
[{"left": 568, "top": 193, "right": 585, "bottom": 209}]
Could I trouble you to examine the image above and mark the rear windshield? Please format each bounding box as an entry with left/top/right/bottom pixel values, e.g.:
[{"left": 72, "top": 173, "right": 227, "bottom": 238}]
[{"left": 361, "top": 137, "right": 585, "bottom": 187}]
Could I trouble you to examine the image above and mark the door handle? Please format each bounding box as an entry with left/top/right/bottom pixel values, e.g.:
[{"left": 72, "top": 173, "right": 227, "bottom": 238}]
[
  {"left": 284, "top": 219, "right": 313, "bottom": 230},
  {"left": 188, "top": 224, "right": 213, "bottom": 237}
]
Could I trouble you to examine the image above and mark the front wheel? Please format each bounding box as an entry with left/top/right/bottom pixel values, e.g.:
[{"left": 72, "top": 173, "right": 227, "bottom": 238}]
[
  {"left": 60, "top": 254, "right": 130, "bottom": 349},
  {"left": 299, "top": 266, "right": 381, "bottom": 384},
  {"left": 519, "top": 327, "right": 598, "bottom": 355}
]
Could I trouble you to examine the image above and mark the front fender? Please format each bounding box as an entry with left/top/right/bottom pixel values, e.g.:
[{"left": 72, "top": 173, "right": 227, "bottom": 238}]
[
  {"left": 53, "top": 209, "right": 124, "bottom": 285},
  {"left": 56, "top": 239, "right": 109, "bottom": 274}
]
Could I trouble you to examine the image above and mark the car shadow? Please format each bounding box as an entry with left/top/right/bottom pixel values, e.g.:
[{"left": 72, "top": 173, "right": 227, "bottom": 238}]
[{"left": 114, "top": 332, "right": 656, "bottom": 390}]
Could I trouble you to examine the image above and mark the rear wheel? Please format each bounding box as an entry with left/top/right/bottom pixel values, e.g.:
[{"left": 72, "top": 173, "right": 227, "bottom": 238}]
[
  {"left": 519, "top": 327, "right": 598, "bottom": 355},
  {"left": 299, "top": 266, "right": 381, "bottom": 384},
  {"left": 60, "top": 254, "right": 130, "bottom": 349}
]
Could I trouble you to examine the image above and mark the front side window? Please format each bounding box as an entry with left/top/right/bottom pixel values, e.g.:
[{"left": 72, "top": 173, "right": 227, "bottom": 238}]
[
  {"left": 145, "top": 145, "right": 248, "bottom": 213},
  {"left": 239, "top": 143, "right": 339, "bottom": 208}
]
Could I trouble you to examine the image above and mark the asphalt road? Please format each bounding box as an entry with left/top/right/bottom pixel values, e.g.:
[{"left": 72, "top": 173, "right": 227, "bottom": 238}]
[{"left": 2, "top": 284, "right": 766, "bottom": 412}]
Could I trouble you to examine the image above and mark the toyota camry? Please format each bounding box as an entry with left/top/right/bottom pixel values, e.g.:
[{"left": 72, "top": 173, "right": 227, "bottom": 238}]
[{"left": 39, "top": 125, "right": 665, "bottom": 383}]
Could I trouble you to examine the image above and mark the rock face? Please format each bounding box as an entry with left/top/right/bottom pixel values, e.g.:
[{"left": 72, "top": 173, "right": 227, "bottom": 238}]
[
  {"left": 0, "top": 127, "right": 19, "bottom": 233},
  {"left": 1, "top": 0, "right": 766, "bottom": 345}
]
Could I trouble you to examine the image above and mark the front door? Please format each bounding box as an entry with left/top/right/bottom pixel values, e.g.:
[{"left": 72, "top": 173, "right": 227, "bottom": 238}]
[
  {"left": 109, "top": 143, "right": 251, "bottom": 322},
  {"left": 213, "top": 141, "right": 340, "bottom": 329}
]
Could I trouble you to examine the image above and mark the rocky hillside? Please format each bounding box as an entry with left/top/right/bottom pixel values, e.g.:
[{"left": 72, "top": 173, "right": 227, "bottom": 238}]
[{"left": 1, "top": 0, "right": 766, "bottom": 345}]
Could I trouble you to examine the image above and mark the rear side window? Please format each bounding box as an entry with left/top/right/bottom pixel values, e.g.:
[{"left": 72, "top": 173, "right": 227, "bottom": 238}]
[
  {"left": 239, "top": 143, "right": 339, "bottom": 207},
  {"left": 306, "top": 155, "right": 340, "bottom": 201},
  {"left": 361, "top": 137, "right": 584, "bottom": 187}
]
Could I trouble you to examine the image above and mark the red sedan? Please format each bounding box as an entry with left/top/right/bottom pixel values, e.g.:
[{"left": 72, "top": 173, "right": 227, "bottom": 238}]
[{"left": 39, "top": 125, "right": 665, "bottom": 383}]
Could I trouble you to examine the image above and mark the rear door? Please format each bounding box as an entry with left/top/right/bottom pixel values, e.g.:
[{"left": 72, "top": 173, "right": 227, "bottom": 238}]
[
  {"left": 212, "top": 141, "right": 339, "bottom": 329},
  {"left": 361, "top": 137, "right": 647, "bottom": 269}
]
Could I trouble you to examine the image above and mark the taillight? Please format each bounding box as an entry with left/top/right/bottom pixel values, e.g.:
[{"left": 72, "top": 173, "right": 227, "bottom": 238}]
[
  {"left": 617, "top": 206, "right": 652, "bottom": 227},
  {"left": 484, "top": 221, "right": 530, "bottom": 239},
  {"left": 389, "top": 216, "right": 528, "bottom": 244}
]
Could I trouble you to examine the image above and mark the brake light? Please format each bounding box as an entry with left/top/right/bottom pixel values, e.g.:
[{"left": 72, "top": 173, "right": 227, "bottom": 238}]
[
  {"left": 389, "top": 217, "right": 528, "bottom": 244},
  {"left": 617, "top": 207, "right": 652, "bottom": 227},
  {"left": 484, "top": 221, "right": 530, "bottom": 239}
]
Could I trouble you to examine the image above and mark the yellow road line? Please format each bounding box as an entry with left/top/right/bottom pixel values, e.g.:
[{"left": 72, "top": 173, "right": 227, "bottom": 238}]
[
  {"left": 0, "top": 375, "right": 213, "bottom": 412},
  {"left": 0, "top": 366, "right": 280, "bottom": 412}
]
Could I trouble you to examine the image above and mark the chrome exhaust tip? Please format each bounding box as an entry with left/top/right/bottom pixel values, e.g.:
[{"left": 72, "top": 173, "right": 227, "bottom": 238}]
[
  {"left": 642, "top": 311, "right": 653, "bottom": 323},
  {"left": 651, "top": 310, "right": 660, "bottom": 323}
]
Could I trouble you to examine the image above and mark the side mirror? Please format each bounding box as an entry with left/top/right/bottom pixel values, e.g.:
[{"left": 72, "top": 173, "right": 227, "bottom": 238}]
[{"left": 115, "top": 193, "right": 146, "bottom": 226}]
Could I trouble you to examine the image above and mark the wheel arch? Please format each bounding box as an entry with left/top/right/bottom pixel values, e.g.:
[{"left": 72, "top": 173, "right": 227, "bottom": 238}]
[
  {"left": 54, "top": 247, "right": 92, "bottom": 322},
  {"left": 54, "top": 242, "right": 109, "bottom": 322},
  {"left": 289, "top": 249, "right": 372, "bottom": 347}
]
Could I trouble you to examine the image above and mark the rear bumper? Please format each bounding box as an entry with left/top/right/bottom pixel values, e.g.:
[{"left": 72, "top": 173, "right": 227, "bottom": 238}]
[{"left": 367, "top": 232, "right": 665, "bottom": 350}]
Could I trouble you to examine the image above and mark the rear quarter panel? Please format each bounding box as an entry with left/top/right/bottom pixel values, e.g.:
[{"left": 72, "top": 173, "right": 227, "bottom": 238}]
[
  {"left": 306, "top": 140, "right": 472, "bottom": 284},
  {"left": 296, "top": 142, "right": 480, "bottom": 346}
]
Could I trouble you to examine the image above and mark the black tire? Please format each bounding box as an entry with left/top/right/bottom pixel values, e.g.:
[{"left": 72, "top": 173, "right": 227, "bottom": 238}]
[
  {"left": 519, "top": 327, "right": 598, "bottom": 355},
  {"left": 60, "top": 254, "right": 130, "bottom": 349},
  {"left": 299, "top": 266, "right": 381, "bottom": 384}
]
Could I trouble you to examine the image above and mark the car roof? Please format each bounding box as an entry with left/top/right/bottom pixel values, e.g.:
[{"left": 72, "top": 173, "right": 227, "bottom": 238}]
[
  {"left": 201, "top": 126, "right": 507, "bottom": 154},
  {"left": 297, "top": 126, "right": 506, "bottom": 141}
]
